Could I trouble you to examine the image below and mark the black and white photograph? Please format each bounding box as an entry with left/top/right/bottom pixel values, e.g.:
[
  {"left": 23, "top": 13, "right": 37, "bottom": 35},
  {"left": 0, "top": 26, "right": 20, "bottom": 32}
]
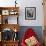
[{"left": 25, "top": 7, "right": 36, "bottom": 20}]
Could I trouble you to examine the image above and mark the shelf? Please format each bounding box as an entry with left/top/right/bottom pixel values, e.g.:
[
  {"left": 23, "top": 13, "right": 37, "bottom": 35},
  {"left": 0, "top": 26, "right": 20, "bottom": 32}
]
[
  {"left": 1, "top": 14, "right": 19, "bottom": 16},
  {"left": 2, "top": 40, "right": 19, "bottom": 43},
  {"left": 0, "top": 24, "right": 20, "bottom": 32},
  {"left": 0, "top": 7, "right": 19, "bottom": 16},
  {"left": 0, "top": 7, "right": 19, "bottom": 24},
  {"left": 1, "top": 40, "right": 19, "bottom": 46},
  {"left": 0, "top": 7, "right": 19, "bottom": 46},
  {"left": 1, "top": 15, "right": 18, "bottom": 24},
  {"left": 0, "top": 7, "right": 19, "bottom": 10}
]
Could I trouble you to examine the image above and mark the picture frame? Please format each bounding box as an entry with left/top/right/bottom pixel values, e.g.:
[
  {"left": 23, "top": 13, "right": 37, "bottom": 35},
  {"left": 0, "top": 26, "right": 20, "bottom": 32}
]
[
  {"left": 25, "top": 7, "right": 36, "bottom": 20},
  {"left": 2, "top": 10, "right": 9, "bottom": 15}
]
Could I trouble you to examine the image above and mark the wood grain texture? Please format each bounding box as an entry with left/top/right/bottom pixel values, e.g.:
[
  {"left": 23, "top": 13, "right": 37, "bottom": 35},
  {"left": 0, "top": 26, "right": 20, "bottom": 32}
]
[
  {"left": 43, "top": 0, "right": 46, "bottom": 26},
  {"left": 0, "top": 24, "right": 20, "bottom": 32},
  {"left": 0, "top": 7, "right": 19, "bottom": 46},
  {"left": 1, "top": 41, "right": 19, "bottom": 46},
  {"left": 43, "top": 0, "right": 46, "bottom": 44}
]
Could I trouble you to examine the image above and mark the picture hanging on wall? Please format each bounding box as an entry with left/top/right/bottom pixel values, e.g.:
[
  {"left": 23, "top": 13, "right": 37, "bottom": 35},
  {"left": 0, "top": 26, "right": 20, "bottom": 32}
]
[{"left": 25, "top": 7, "right": 36, "bottom": 20}]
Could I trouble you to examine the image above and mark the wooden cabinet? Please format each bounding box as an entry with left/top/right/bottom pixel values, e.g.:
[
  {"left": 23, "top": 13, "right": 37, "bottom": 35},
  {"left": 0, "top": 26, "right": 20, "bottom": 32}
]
[
  {"left": 0, "top": 7, "right": 20, "bottom": 46},
  {"left": 0, "top": 7, "right": 19, "bottom": 24},
  {"left": 0, "top": 41, "right": 19, "bottom": 46},
  {"left": 2, "top": 41, "right": 19, "bottom": 46}
]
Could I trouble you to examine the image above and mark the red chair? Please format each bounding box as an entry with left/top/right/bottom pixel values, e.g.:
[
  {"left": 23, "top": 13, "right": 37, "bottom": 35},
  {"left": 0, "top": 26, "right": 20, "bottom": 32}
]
[{"left": 21, "top": 28, "right": 41, "bottom": 46}]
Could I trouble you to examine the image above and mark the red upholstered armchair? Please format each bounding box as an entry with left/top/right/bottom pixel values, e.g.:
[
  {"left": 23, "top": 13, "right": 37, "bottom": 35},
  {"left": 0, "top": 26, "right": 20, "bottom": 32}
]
[{"left": 21, "top": 28, "right": 41, "bottom": 46}]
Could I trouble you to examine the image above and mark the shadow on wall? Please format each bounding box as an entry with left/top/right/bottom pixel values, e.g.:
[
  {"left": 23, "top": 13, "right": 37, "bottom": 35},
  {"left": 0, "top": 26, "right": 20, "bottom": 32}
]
[{"left": 18, "top": 26, "right": 44, "bottom": 44}]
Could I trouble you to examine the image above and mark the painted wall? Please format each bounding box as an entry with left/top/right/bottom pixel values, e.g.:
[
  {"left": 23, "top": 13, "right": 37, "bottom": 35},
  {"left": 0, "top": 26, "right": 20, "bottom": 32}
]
[
  {"left": 18, "top": 0, "right": 44, "bottom": 26},
  {"left": 0, "top": 0, "right": 44, "bottom": 26}
]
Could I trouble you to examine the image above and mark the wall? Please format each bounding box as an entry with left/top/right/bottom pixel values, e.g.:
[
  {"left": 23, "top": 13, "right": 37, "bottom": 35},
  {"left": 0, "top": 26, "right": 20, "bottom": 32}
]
[
  {"left": 18, "top": 0, "right": 44, "bottom": 26},
  {"left": 0, "top": 0, "right": 44, "bottom": 26}
]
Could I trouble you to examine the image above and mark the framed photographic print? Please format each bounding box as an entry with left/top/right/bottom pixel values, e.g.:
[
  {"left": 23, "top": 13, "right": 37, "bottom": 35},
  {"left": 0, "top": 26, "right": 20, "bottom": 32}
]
[
  {"left": 2, "top": 10, "right": 9, "bottom": 15},
  {"left": 25, "top": 7, "right": 36, "bottom": 20}
]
